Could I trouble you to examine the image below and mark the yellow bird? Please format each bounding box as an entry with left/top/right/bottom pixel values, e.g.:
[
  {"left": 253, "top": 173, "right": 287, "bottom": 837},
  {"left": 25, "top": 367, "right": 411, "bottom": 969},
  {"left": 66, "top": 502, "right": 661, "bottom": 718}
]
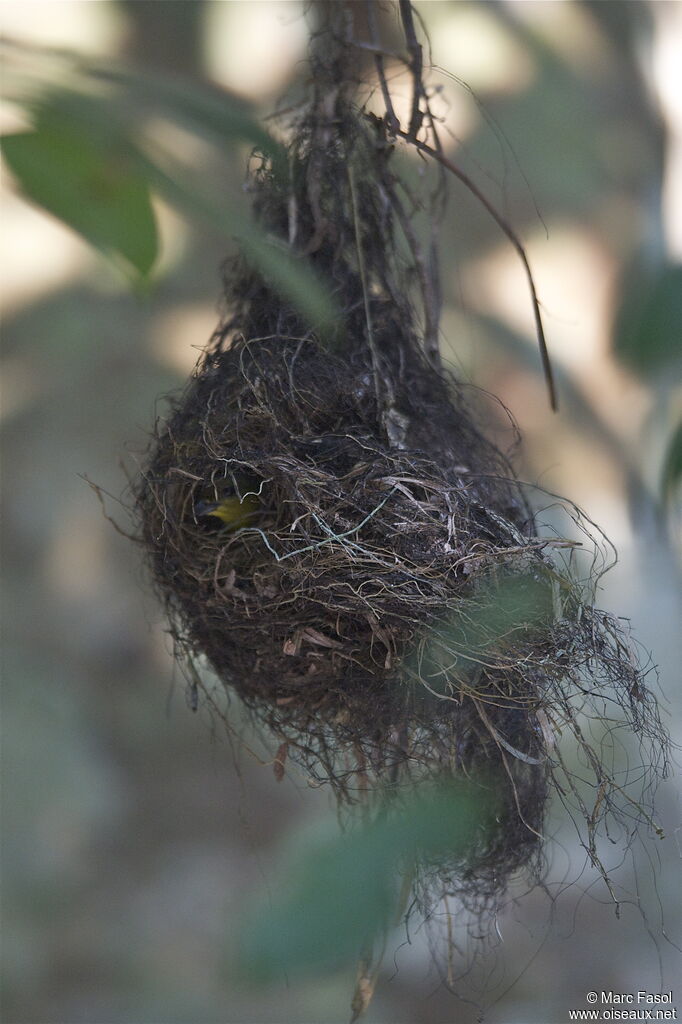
[{"left": 195, "top": 491, "right": 261, "bottom": 531}]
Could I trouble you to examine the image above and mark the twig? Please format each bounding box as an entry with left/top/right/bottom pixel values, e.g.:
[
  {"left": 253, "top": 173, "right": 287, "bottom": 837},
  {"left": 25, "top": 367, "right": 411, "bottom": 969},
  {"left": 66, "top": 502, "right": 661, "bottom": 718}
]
[
  {"left": 365, "top": 0, "right": 399, "bottom": 135},
  {"left": 81, "top": 474, "right": 138, "bottom": 541},
  {"left": 398, "top": 0, "right": 424, "bottom": 139},
  {"left": 348, "top": 162, "right": 382, "bottom": 400},
  {"left": 387, "top": 180, "right": 441, "bottom": 368},
  {"left": 396, "top": 130, "right": 558, "bottom": 411}
]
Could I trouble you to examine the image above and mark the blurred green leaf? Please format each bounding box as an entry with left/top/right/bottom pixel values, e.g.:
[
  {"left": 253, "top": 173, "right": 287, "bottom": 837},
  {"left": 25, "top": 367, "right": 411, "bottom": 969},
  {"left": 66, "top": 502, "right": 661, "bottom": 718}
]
[
  {"left": 2, "top": 64, "right": 338, "bottom": 333},
  {"left": 137, "top": 151, "right": 341, "bottom": 338},
  {"left": 1, "top": 38, "right": 286, "bottom": 180},
  {"left": 239, "top": 779, "right": 487, "bottom": 981},
  {"left": 455, "top": 574, "right": 553, "bottom": 656},
  {"left": 91, "top": 65, "right": 288, "bottom": 181},
  {"left": 238, "top": 231, "right": 341, "bottom": 340},
  {"left": 1, "top": 103, "right": 157, "bottom": 281},
  {"left": 417, "top": 575, "right": 554, "bottom": 695},
  {"left": 241, "top": 824, "right": 394, "bottom": 978},
  {"left": 661, "top": 420, "right": 682, "bottom": 505},
  {"left": 614, "top": 263, "right": 682, "bottom": 380}
]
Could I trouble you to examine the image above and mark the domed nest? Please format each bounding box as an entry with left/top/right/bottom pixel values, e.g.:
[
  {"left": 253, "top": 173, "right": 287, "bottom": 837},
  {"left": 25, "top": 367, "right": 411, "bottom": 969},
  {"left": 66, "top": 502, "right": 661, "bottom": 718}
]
[
  {"left": 135, "top": 40, "right": 667, "bottom": 918},
  {"left": 138, "top": 324, "right": 555, "bottom": 892},
  {"left": 136, "top": 321, "right": 663, "bottom": 905}
]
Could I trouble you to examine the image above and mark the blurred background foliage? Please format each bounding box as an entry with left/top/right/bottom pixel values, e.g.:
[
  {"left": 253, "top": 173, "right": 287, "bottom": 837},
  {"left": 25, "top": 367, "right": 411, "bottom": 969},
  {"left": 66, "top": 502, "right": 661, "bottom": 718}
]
[{"left": 1, "top": 2, "right": 680, "bottom": 1022}]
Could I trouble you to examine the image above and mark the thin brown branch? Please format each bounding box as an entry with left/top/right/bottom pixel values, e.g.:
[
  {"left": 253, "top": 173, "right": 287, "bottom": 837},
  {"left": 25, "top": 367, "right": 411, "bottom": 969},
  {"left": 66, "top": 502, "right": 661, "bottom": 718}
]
[
  {"left": 398, "top": 0, "right": 424, "bottom": 139},
  {"left": 396, "top": 130, "right": 558, "bottom": 412},
  {"left": 388, "top": 181, "right": 441, "bottom": 368},
  {"left": 365, "top": 0, "right": 399, "bottom": 135}
]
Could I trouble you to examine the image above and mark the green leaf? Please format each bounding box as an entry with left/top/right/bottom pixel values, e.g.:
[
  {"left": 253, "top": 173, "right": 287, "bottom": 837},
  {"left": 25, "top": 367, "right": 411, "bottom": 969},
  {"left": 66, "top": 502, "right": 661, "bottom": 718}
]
[
  {"left": 91, "top": 65, "right": 288, "bottom": 181},
  {"left": 136, "top": 151, "right": 341, "bottom": 338},
  {"left": 1, "top": 106, "right": 157, "bottom": 280},
  {"left": 416, "top": 575, "right": 554, "bottom": 695},
  {"left": 1, "top": 40, "right": 285, "bottom": 175},
  {"left": 239, "top": 780, "right": 488, "bottom": 981},
  {"left": 455, "top": 574, "right": 553, "bottom": 654},
  {"left": 614, "top": 263, "right": 682, "bottom": 380},
  {"left": 238, "top": 231, "right": 341, "bottom": 340},
  {"left": 241, "top": 825, "right": 394, "bottom": 978},
  {"left": 2, "top": 65, "right": 338, "bottom": 330},
  {"left": 661, "top": 420, "right": 682, "bottom": 505},
  {"left": 2, "top": 47, "right": 336, "bottom": 328}
]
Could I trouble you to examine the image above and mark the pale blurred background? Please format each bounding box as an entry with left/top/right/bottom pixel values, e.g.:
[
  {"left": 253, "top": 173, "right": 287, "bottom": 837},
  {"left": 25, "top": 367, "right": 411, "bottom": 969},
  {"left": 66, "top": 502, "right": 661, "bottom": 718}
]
[{"left": 1, "top": 3, "right": 680, "bottom": 1022}]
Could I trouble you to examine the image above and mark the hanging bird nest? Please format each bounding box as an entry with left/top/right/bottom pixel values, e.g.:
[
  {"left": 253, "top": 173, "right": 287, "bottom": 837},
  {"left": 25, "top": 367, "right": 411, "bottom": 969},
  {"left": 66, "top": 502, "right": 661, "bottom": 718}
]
[{"left": 135, "top": 2, "right": 667, "bottom": 932}]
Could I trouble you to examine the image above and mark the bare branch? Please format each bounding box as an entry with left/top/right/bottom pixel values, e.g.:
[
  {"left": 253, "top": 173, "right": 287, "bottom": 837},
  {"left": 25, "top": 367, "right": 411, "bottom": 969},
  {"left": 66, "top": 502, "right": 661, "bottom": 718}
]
[{"left": 396, "top": 129, "right": 558, "bottom": 411}]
